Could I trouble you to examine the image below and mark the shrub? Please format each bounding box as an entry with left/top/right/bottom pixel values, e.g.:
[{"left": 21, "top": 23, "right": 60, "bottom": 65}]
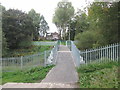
[
  {"left": 18, "top": 37, "right": 32, "bottom": 49},
  {"left": 75, "top": 31, "right": 96, "bottom": 50}
]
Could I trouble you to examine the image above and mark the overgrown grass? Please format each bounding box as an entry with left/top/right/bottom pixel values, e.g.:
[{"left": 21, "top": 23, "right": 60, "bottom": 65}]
[
  {"left": 5, "top": 45, "right": 53, "bottom": 57},
  {"left": 77, "top": 61, "right": 119, "bottom": 88},
  {"left": 1, "top": 65, "right": 54, "bottom": 85}
]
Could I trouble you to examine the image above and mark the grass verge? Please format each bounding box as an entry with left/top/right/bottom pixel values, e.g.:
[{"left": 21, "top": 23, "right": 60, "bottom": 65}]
[
  {"left": 1, "top": 65, "right": 54, "bottom": 85},
  {"left": 77, "top": 61, "right": 119, "bottom": 88}
]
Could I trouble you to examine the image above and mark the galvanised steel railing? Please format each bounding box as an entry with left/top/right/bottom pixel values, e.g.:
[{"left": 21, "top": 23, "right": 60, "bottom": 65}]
[
  {"left": 80, "top": 43, "right": 119, "bottom": 65},
  {"left": 69, "top": 41, "right": 119, "bottom": 67},
  {"left": 70, "top": 41, "right": 84, "bottom": 67}
]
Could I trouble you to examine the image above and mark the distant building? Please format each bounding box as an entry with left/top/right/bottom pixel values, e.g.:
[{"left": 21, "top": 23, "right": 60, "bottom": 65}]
[
  {"left": 46, "top": 33, "right": 53, "bottom": 40},
  {"left": 46, "top": 32, "right": 59, "bottom": 40}
]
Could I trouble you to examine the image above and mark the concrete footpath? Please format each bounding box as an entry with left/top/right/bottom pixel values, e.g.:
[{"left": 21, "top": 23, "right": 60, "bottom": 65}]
[
  {"left": 2, "top": 45, "right": 79, "bottom": 88},
  {"left": 41, "top": 45, "right": 79, "bottom": 83}
]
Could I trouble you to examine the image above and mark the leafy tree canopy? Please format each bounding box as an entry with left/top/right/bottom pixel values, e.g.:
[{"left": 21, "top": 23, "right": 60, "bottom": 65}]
[{"left": 53, "top": 1, "right": 74, "bottom": 39}]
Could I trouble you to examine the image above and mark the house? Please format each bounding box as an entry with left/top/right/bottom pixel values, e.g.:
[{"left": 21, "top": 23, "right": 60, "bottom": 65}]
[
  {"left": 46, "top": 32, "right": 59, "bottom": 40},
  {"left": 46, "top": 33, "right": 53, "bottom": 40},
  {"left": 51, "top": 32, "right": 59, "bottom": 40}
]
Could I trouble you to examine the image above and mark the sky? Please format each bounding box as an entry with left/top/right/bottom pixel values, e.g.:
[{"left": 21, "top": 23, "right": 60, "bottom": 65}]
[{"left": 0, "top": 0, "right": 94, "bottom": 33}]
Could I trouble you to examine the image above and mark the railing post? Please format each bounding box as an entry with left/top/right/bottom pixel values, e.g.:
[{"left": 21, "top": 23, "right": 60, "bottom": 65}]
[
  {"left": 117, "top": 43, "right": 119, "bottom": 61},
  {"left": 111, "top": 44, "right": 113, "bottom": 61},
  {"left": 44, "top": 51, "right": 46, "bottom": 67},
  {"left": 86, "top": 49, "right": 87, "bottom": 65},
  {"left": 113, "top": 44, "right": 114, "bottom": 61},
  {"left": 107, "top": 45, "right": 108, "bottom": 62},
  {"left": 90, "top": 50, "right": 91, "bottom": 63},
  {"left": 104, "top": 46, "right": 106, "bottom": 62},
  {"left": 100, "top": 46, "right": 102, "bottom": 63},
  {"left": 21, "top": 56, "right": 23, "bottom": 69},
  {"left": 66, "top": 41, "right": 67, "bottom": 46}
]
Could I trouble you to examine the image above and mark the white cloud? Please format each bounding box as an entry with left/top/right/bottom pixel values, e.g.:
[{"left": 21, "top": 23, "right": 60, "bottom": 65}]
[{"left": 0, "top": 0, "right": 93, "bottom": 32}]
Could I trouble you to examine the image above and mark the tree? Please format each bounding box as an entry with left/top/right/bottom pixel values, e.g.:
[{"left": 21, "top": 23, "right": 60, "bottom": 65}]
[
  {"left": 74, "top": 10, "right": 88, "bottom": 35},
  {"left": 53, "top": 1, "right": 74, "bottom": 40},
  {"left": 65, "top": 18, "right": 76, "bottom": 40},
  {"left": 2, "top": 31, "right": 8, "bottom": 56},
  {"left": 64, "top": 9, "right": 89, "bottom": 40},
  {"left": 0, "top": 5, "right": 8, "bottom": 56},
  {"left": 67, "top": 9, "right": 89, "bottom": 40},
  {"left": 2, "top": 9, "right": 34, "bottom": 49},
  {"left": 74, "top": 2, "right": 119, "bottom": 49},
  {"left": 87, "top": 2, "right": 119, "bottom": 44},
  {"left": 75, "top": 31, "right": 97, "bottom": 50},
  {"left": 28, "top": 9, "right": 41, "bottom": 40},
  {"left": 39, "top": 15, "right": 49, "bottom": 38}
]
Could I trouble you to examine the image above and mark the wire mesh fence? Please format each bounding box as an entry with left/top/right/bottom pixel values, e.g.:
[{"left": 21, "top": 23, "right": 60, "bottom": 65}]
[
  {"left": 70, "top": 41, "right": 120, "bottom": 67},
  {"left": 1, "top": 52, "right": 45, "bottom": 72},
  {"left": 1, "top": 41, "right": 59, "bottom": 72}
]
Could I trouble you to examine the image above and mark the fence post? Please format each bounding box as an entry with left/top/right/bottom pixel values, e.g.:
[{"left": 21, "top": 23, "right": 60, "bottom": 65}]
[
  {"left": 117, "top": 43, "right": 119, "bottom": 61},
  {"left": 107, "top": 45, "right": 108, "bottom": 62},
  {"left": 100, "top": 46, "right": 103, "bottom": 63},
  {"left": 90, "top": 50, "right": 91, "bottom": 63},
  {"left": 44, "top": 51, "right": 46, "bottom": 67},
  {"left": 113, "top": 44, "right": 114, "bottom": 61},
  {"left": 110, "top": 44, "right": 113, "bottom": 61},
  {"left": 21, "top": 56, "right": 23, "bottom": 69},
  {"left": 86, "top": 49, "right": 87, "bottom": 65}
]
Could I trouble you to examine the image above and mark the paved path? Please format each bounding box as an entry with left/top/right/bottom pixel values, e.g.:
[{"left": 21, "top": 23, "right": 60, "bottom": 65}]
[
  {"left": 58, "top": 45, "right": 70, "bottom": 51},
  {"left": 41, "top": 45, "right": 79, "bottom": 87},
  {"left": 2, "top": 45, "right": 79, "bottom": 88}
]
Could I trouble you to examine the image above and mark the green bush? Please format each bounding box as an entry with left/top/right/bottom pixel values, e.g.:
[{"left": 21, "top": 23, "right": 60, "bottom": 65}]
[
  {"left": 18, "top": 40, "right": 32, "bottom": 49},
  {"left": 18, "top": 36, "right": 32, "bottom": 49},
  {"left": 75, "top": 31, "right": 96, "bottom": 50}
]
